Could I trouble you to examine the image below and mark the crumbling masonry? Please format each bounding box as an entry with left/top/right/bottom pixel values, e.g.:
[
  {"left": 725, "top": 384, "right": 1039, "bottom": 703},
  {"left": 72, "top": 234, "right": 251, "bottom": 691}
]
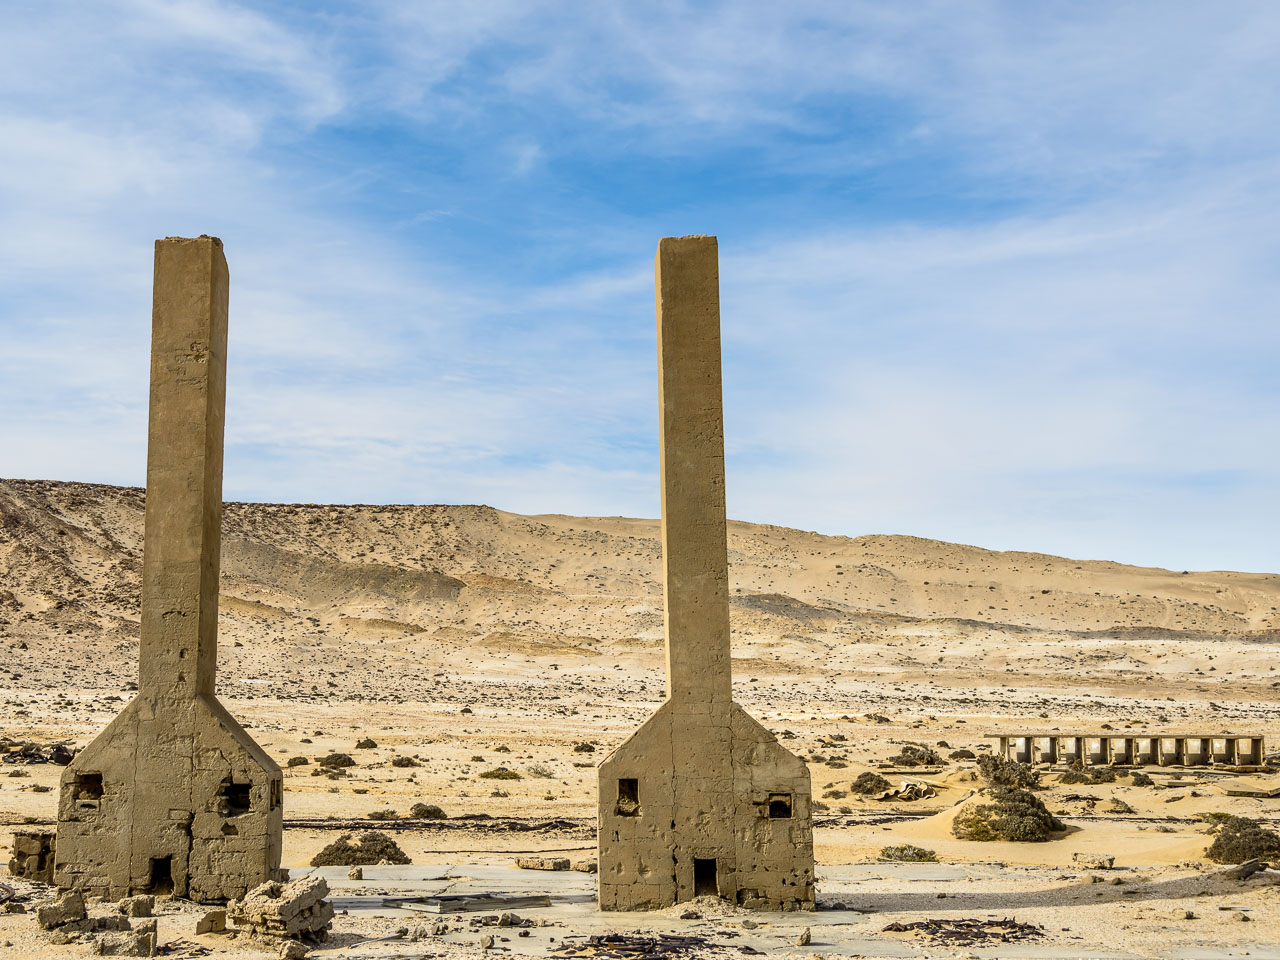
[
  {"left": 598, "top": 236, "right": 815, "bottom": 911},
  {"left": 55, "top": 237, "right": 283, "bottom": 902}
]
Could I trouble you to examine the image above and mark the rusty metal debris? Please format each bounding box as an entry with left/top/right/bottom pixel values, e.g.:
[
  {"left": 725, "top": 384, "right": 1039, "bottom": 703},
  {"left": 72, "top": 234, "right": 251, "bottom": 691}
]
[
  {"left": 882, "top": 917, "right": 1045, "bottom": 943},
  {"left": 873, "top": 779, "right": 937, "bottom": 802},
  {"left": 550, "top": 933, "right": 733, "bottom": 960}
]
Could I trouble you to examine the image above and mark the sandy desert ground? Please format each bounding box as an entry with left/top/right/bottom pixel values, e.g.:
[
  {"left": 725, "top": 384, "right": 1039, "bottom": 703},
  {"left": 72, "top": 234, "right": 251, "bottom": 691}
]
[{"left": 2, "top": 477, "right": 1279, "bottom": 958}]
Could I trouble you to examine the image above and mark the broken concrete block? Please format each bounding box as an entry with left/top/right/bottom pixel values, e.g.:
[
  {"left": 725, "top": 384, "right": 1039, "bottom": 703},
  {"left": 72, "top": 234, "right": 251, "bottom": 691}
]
[
  {"left": 96, "top": 929, "right": 157, "bottom": 956},
  {"left": 278, "top": 941, "right": 309, "bottom": 960},
  {"left": 8, "top": 830, "right": 56, "bottom": 882},
  {"left": 571, "top": 860, "right": 598, "bottom": 874},
  {"left": 37, "top": 890, "right": 87, "bottom": 929},
  {"left": 229, "top": 875, "right": 332, "bottom": 942},
  {"left": 347, "top": 867, "right": 363, "bottom": 880},
  {"left": 1072, "top": 853, "right": 1115, "bottom": 870},
  {"left": 795, "top": 927, "right": 811, "bottom": 946},
  {"left": 195, "top": 909, "right": 227, "bottom": 935},
  {"left": 514, "top": 857, "right": 569, "bottom": 871},
  {"left": 117, "top": 895, "right": 154, "bottom": 917}
]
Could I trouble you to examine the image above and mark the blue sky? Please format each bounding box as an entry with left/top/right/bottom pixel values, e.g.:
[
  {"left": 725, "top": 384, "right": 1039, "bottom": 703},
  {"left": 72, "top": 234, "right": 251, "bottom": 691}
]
[{"left": 2, "top": 2, "right": 1278, "bottom": 572}]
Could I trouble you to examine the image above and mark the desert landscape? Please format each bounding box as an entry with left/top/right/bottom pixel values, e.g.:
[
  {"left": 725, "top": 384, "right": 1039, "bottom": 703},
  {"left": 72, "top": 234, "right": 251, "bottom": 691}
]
[{"left": 3, "top": 476, "right": 1279, "bottom": 958}]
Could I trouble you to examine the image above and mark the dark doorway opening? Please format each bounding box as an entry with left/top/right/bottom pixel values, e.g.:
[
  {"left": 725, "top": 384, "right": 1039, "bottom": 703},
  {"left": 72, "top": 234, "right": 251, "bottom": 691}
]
[
  {"left": 694, "top": 858, "right": 718, "bottom": 897},
  {"left": 616, "top": 778, "right": 639, "bottom": 817},
  {"left": 768, "top": 793, "right": 792, "bottom": 819},
  {"left": 147, "top": 856, "right": 173, "bottom": 895}
]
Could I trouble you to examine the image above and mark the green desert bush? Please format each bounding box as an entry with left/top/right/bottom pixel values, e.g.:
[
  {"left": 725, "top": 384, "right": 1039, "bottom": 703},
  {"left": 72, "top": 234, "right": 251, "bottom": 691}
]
[
  {"left": 976, "top": 755, "right": 1040, "bottom": 789},
  {"left": 1205, "top": 817, "right": 1280, "bottom": 864},
  {"left": 850, "top": 772, "right": 891, "bottom": 795},
  {"left": 952, "top": 787, "right": 1066, "bottom": 843}
]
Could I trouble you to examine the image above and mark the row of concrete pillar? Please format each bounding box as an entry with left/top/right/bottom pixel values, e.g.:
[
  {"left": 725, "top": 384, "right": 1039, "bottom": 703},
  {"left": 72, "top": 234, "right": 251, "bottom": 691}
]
[{"left": 994, "top": 734, "right": 1266, "bottom": 767}]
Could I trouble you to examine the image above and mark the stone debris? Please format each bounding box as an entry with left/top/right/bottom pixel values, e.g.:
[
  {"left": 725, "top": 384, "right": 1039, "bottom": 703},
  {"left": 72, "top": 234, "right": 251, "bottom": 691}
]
[
  {"left": 514, "top": 857, "right": 570, "bottom": 871},
  {"left": 1072, "top": 853, "right": 1115, "bottom": 870},
  {"left": 37, "top": 890, "right": 87, "bottom": 929},
  {"left": 279, "top": 941, "right": 310, "bottom": 959},
  {"left": 195, "top": 909, "right": 227, "bottom": 935},
  {"left": 550, "top": 933, "right": 725, "bottom": 959},
  {"left": 8, "top": 829, "right": 56, "bottom": 882},
  {"left": 347, "top": 866, "right": 363, "bottom": 880},
  {"left": 96, "top": 929, "right": 157, "bottom": 956},
  {"left": 229, "top": 875, "right": 333, "bottom": 942},
  {"left": 794, "top": 927, "right": 811, "bottom": 946},
  {"left": 117, "top": 895, "right": 154, "bottom": 917},
  {"left": 572, "top": 860, "right": 598, "bottom": 873},
  {"left": 2, "top": 741, "right": 76, "bottom": 765}
]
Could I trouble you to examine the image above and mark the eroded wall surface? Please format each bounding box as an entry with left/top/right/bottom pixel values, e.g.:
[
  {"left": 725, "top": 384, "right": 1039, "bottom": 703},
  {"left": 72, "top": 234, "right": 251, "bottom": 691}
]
[{"left": 55, "top": 237, "right": 282, "bottom": 902}]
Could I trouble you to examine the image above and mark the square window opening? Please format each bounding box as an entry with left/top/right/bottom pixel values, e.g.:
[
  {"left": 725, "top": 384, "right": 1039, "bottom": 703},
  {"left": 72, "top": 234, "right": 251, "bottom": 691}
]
[
  {"left": 219, "top": 778, "right": 252, "bottom": 816},
  {"left": 768, "top": 793, "right": 792, "bottom": 819},
  {"left": 74, "top": 773, "right": 104, "bottom": 801}
]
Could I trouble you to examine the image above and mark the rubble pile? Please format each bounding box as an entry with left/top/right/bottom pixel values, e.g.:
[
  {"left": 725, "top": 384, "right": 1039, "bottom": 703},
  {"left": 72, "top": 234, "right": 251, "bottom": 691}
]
[
  {"left": 1, "top": 740, "right": 75, "bottom": 765},
  {"left": 229, "top": 875, "right": 333, "bottom": 943},
  {"left": 33, "top": 890, "right": 156, "bottom": 956},
  {"left": 7, "top": 829, "right": 56, "bottom": 882}
]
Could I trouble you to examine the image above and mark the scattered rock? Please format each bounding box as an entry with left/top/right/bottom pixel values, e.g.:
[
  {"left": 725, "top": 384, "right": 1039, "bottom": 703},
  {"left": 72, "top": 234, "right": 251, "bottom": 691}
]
[
  {"left": 37, "top": 890, "right": 87, "bottom": 929},
  {"left": 347, "top": 867, "right": 363, "bottom": 880},
  {"left": 196, "top": 909, "right": 227, "bottom": 935},
  {"left": 795, "top": 927, "right": 811, "bottom": 946},
  {"left": 1072, "top": 853, "right": 1114, "bottom": 870},
  {"left": 95, "top": 929, "right": 156, "bottom": 956},
  {"left": 116, "top": 895, "right": 154, "bottom": 918},
  {"left": 572, "top": 860, "right": 598, "bottom": 874},
  {"left": 229, "top": 875, "right": 333, "bottom": 942},
  {"left": 514, "top": 857, "right": 570, "bottom": 871}
]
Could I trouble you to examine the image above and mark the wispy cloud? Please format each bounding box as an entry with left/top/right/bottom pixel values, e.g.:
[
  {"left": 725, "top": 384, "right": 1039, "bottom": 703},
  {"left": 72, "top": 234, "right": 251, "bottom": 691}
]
[{"left": 1, "top": 2, "right": 1277, "bottom": 572}]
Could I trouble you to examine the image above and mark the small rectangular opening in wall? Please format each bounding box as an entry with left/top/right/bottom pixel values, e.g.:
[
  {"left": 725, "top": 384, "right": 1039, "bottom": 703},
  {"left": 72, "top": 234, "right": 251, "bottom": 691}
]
[
  {"left": 219, "top": 778, "right": 252, "bottom": 816},
  {"left": 270, "top": 779, "right": 282, "bottom": 810},
  {"left": 768, "top": 793, "right": 792, "bottom": 818},
  {"left": 73, "top": 773, "right": 104, "bottom": 801},
  {"left": 616, "top": 778, "right": 639, "bottom": 817},
  {"left": 694, "top": 858, "right": 718, "bottom": 897},
  {"left": 148, "top": 856, "right": 173, "bottom": 895}
]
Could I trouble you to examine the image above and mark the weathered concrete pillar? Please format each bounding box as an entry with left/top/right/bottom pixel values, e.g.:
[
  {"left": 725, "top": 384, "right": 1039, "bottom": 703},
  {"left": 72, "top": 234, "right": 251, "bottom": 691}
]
[
  {"left": 56, "top": 237, "right": 283, "bottom": 903},
  {"left": 598, "top": 237, "right": 813, "bottom": 912}
]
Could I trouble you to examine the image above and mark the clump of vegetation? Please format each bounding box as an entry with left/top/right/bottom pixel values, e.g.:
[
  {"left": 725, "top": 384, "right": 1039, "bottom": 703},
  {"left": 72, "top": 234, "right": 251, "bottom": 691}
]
[
  {"left": 949, "top": 749, "right": 977, "bottom": 761},
  {"left": 1205, "top": 817, "right": 1280, "bottom": 864},
  {"left": 355, "top": 738, "right": 378, "bottom": 749},
  {"left": 409, "top": 803, "right": 447, "bottom": 819},
  {"left": 391, "top": 756, "right": 420, "bottom": 768},
  {"left": 526, "top": 764, "right": 555, "bottom": 778},
  {"left": 887, "top": 744, "right": 943, "bottom": 767},
  {"left": 319, "top": 753, "right": 355, "bottom": 768},
  {"left": 573, "top": 742, "right": 596, "bottom": 753},
  {"left": 1129, "top": 771, "right": 1154, "bottom": 787},
  {"left": 286, "top": 756, "right": 310, "bottom": 767},
  {"left": 494, "top": 744, "right": 511, "bottom": 753},
  {"left": 479, "top": 767, "right": 522, "bottom": 780},
  {"left": 952, "top": 787, "right": 1066, "bottom": 843},
  {"left": 851, "top": 772, "right": 891, "bottom": 795},
  {"left": 1059, "top": 764, "right": 1116, "bottom": 785},
  {"left": 976, "top": 755, "right": 1040, "bottom": 789},
  {"left": 368, "top": 809, "right": 398, "bottom": 820},
  {"left": 879, "top": 844, "right": 938, "bottom": 862},
  {"left": 311, "top": 831, "right": 412, "bottom": 867},
  {"left": 822, "top": 789, "right": 848, "bottom": 800}
]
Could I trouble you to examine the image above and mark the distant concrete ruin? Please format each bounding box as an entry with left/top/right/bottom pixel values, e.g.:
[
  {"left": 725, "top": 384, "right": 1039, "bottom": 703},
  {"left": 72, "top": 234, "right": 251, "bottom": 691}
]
[
  {"left": 597, "top": 236, "right": 814, "bottom": 912},
  {"left": 992, "top": 733, "right": 1267, "bottom": 768},
  {"left": 55, "top": 237, "right": 283, "bottom": 902}
]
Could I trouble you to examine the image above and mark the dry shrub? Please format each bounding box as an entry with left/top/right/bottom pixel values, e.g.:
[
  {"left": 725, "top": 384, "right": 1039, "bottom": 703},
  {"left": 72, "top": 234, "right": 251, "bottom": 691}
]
[
  {"left": 310, "top": 831, "right": 411, "bottom": 867},
  {"left": 851, "top": 772, "right": 891, "bottom": 795},
  {"left": 318, "top": 753, "right": 355, "bottom": 768},
  {"left": 409, "top": 803, "right": 447, "bottom": 819},
  {"left": 879, "top": 844, "right": 938, "bottom": 862},
  {"left": 1205, "top": 817, "right": 1280, "bottom": 864},
  {"left": 887, "top": 744, "right": 943, "bottom": 767},
  {"left": 952, "top": 787, "right": 1065, "bottom": 843},
  {"left": 976, "top": 755, "right": 1040, "bottom": 789}
]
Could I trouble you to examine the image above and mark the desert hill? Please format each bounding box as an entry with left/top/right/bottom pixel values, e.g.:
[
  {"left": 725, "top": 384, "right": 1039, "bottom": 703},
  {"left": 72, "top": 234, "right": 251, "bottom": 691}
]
[{"left": 2, "top": 477, "right": 1279, "bottom": 718}]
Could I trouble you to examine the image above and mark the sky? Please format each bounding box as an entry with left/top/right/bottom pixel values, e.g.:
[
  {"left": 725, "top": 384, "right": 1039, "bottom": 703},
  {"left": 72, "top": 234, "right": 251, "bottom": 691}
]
[{"left": 1, "top": 1, "right": 1278, "bottom": 573}]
